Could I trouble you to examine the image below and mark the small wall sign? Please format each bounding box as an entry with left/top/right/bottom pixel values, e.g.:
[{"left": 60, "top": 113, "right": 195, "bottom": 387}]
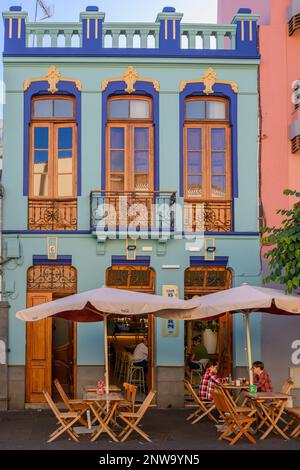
[
  {"left": 47, "top": 237, "right": 58, "bottom": 260},
  {"left": 162, "top": 285, "right": 179, "bottom": 337}
]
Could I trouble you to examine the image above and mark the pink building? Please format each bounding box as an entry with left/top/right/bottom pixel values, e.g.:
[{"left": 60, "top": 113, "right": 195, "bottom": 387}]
[
  {"left": 219, "top": 0, "right": 300, "bottom": 398},
  {"left": 219, "top": 0, "right": 300, "bottom": 228}
]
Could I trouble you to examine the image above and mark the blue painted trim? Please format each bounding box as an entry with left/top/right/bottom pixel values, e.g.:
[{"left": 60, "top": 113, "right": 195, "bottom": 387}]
[
  {"left": 33, "top": 255, "right": 72, "bottom": 265},
  {"left": 101, "top": 82, "right": 159, "bottom": 190},
  {"left": 3, "top": 50, "right": 260, "bottom": 60},
  {"left": 111, "top": 256, "right": 151, "bottom": 266},
  {"left": 179, "top": 83, "right": 238, "bottom": 201},
  {"left": 190, "top": 256, "right": 229, "bottom": 267},
  {"left": 23, "top": 81, "right": 82, "bottom": 196},
  {"left": 3, "top": 230, "right": 91, "bottom": 235},
  {"left": 181, "top": 231, "right": 259, "bottom": 237}
]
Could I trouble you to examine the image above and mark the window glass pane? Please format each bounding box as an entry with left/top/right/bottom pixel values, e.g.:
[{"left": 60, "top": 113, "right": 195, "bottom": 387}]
[
  {"left": 110, "top": 150, "right": 124, "bottom": 172},
  {"left": 34, "top": 151, "right": 48, "bottom": 164},
  {"left": 54, "top": 99, "right": 74, "bottom": 118},
  {"left": 187, "top": 128, "right": 202, "bottom": 150},
  {"left": 110, "top": 128, "right": 125, "bottom": 149},
  {"left": 33, "top": 100, "right": 53, "bottom": 118},
  {"left": 211, "top": 176, "right": 226, "bottom": 197},
  {"left": 58, "top": 157, "right": 72, "bottom": 174},
  {"left": 58, "top": 127, "right": 73, "bottom": 150},
  {"left": 206, "top": 101, "right": 226, "bottom": 120},
  {"left": 34, "top": 127, "right": 49, "bottom": 149},
  {"left": 109, "top": 100, "right": 129, "bottom": 119},
  {"left": 186, "top": 101, "right": 205, "bottom": 119},
  {"left": 134, "top": 128, "right": 149, "bottom": 150},
  {"left": 188, "top": 152, "right": 202, "bottom": 175},
  {"left": 187, "top": 175, "right": 202, "bottom": 197},
  {"left": 130, "top": 100, "right": 150, "bottom": 118},
  {"left": 212, "top": 153, "right": 226, "bottom": 175},
  {"left": 211, "top": 128, "right": 226, "bottom": 151},
  {"left": 34, "top": 174, "right": 48, "bottom": 196},
  {"left": 135, "top": 151, "right": 149, "bottom": 190},
  {"left": 58, "top": 174, "right": 73, "bottom": 196}
]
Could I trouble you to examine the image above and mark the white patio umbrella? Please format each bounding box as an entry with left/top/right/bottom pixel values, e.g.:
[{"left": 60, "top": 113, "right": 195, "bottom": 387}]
[
  {"left": 159, "top": 285, "right": 300, "bottom": 384},
  {"left": 16, "top": 286, "right": 200, "bottom": 395}
]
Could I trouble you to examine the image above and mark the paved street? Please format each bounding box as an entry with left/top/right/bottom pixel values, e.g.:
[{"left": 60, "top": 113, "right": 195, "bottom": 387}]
[{"left": 0, "top": 408, "right": 299, "bottom": 451}]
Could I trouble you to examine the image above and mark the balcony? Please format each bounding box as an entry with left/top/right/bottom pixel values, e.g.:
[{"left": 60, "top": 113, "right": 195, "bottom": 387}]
[
  {"left": 90, "top": 190, "right": 176, "bottom": 237},
  {"left": 289, "top": 0, "right": 300, "bottom": 35},
  {"left": 184, "top": 201, "right": 232, "bottom": 233},
  {"left": 3, "top": 7, "right": 260, "bottom": 58},
  {"left": 28, "top": 198, "right": 77, "bottom": 231}
]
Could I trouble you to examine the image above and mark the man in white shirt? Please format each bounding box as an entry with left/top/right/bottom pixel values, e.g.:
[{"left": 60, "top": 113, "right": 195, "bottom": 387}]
[{"left": 133, "top": 337, "right": 148, "bottom": 374}]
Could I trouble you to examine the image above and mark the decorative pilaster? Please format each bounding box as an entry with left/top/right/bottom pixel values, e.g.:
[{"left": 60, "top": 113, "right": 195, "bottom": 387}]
[
  {"left": 156, "top": 7, "right": 183, "bottom": 53},
  {"left": 80, "top": 6, "right": 105, "bottom": 51},
  {"left": 232, "top": 8, "right": 259, "bottom": 56},
  {"left": 3, "top": 6, "right": 28, "bottom": 54}
]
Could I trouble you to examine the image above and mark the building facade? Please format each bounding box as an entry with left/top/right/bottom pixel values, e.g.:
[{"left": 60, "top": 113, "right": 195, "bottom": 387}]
[
  {"left": 2, "top": 5, "right": 260, "bottom": 409},
  {"left": 219, "top": 0, "right": 300, "bottom": 400}
]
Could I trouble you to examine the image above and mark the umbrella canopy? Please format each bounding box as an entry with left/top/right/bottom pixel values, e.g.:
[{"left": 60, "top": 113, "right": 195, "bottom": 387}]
[
  {"left": 159, "top": 285, "right": 300, "bottom": 321},
  {"left": 16, "top": 286, "right": 201, "bottom": 396},
  {"left": 16, "top": 286, "right": 200, "bottom": 322},
  {"left": 160, "top": 285, "right": 300, "bottom": 385}
]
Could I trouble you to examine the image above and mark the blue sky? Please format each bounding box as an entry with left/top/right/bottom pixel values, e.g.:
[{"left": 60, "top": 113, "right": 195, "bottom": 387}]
[{"left": 0, "top": 0, "right": 217, "bottom": 116}]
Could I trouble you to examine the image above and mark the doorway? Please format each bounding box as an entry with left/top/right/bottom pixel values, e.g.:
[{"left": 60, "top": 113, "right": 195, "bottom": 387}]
[
  {"left": 184, "top": 266, "right": 233, "bottom": 379},
  {"left": 25, "top": 265, "right": 77, "bottom": 403},
  {"left": 105, "top": 265, "right": 156, "bottom": 393}
]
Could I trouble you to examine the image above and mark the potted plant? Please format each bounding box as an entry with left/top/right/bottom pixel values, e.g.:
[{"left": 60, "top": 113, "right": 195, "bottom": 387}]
[{"left": 201, "top": 321, "right": 219, "bottom": 354}]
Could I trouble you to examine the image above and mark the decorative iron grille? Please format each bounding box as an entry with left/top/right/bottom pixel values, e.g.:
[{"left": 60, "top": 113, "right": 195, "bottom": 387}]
[
  {"left": 27, "top": 265, "right": 77, "bottom": 292},
  {"left": 28, "top": 199, "right": 77, "bottom": 231}
]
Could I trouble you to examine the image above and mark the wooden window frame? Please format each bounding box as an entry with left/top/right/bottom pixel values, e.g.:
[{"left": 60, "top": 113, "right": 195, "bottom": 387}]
[
  {"left": 184, "top": 121, "right": 231, "bottom": 203},
  {"left": 184, "top": 96, "right": 229, "bottom": 123},
  {"left": 29, "top": 121, "right": 77, "bottom": 200},
  {"left": 106, "top": 265, "right": 155, "bottom": 293},
  {"left": 31, "top": 95, "right": 76, "bottom": 122},
  {"left": 106, "top": 95, "right": 154, "bottom": 192},
  {"left": 107, "top": 95, "right": 153, "bottom": 122},
  {"left": 184, "top": 266, "right": 233, "bottom": 296}
]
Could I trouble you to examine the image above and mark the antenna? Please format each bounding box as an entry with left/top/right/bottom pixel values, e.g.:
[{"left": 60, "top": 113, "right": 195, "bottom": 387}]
[{"left": 35, "top": 0, "right": 55, "bottom": 21}]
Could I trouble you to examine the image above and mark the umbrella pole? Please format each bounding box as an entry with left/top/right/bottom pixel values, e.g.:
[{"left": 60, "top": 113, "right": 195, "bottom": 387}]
[
  {"left": 104, "top": 315, "right": 109, "bottom": 396},
  {"left": 245, "top": 312, "right": 254, "bottom": 385}
]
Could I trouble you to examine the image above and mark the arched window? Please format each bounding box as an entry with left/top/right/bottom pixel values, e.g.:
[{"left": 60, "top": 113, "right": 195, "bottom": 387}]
[
  {"left": 106, "top": 95, "right": 153, "bottom": 192},
  {"left": 184, "top": 97, "right": 231, "bottom": 201},
  {"left": 29, "top": 95, "right": 77, "bottom": 198}
]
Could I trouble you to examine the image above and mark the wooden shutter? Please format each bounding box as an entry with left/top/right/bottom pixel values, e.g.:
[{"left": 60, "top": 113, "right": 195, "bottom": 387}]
[{"left": 25, "top": 292, "right": 52, "bottom": 403}]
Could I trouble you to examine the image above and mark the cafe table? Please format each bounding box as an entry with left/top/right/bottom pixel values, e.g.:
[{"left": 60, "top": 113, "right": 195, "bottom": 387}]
[
  {"left": 83, "top": 391, "right": 124, "bottom": 442},
  {"left": 246, "top": 392, "right": 291, "bottom": 441},
  {"left": 222, "top": 384, "right": 249, "bottom": 404},
  {"left": 83, "top": 384, "right": 121, "bottom": 393}
]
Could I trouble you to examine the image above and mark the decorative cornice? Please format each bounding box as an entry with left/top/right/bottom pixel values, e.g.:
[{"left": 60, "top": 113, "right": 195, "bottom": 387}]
[
  {"left": 101, "top": 66, "right": 160, "bottom": 94},
  {"left": 179, "top": 67, "right": 238, "bottom": 94},
  {"left": 23, "top": 65, "right": 82, "bottom": 93}
]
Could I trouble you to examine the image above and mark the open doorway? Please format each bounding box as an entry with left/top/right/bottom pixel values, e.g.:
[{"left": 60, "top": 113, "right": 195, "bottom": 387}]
[
  {"left": 106, "top": 265, "right": 156, "bottom": 397},
  {"left": 25, "top": 265, "right": 77, "bottom": 404},
  {"left": 184, "top": 266, "right": 233, "bottom": 390}
]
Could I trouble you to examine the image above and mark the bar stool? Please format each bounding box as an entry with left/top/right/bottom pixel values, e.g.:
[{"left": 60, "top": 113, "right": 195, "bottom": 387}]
[
  {"left": 119, "top": 351, "right": 130, "bottom": 381},
  {"left": 127, "top": 358, "right": 146, "bottom": 393}
]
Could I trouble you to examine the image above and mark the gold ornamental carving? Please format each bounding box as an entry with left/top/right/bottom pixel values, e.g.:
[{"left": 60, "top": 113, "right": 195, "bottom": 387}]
[
  {"left": 24, "top": 65, "right": 82, "bottom": 94},
  {"left": 179, "top": 67, "right": 238, "bottom": 94},
  {"left": 101, "top": 66, "right": 160, "bottom": 94}
]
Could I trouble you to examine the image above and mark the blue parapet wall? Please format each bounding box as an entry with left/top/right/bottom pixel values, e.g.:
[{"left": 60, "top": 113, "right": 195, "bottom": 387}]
[{"left": 2, "top": 6, "right": 260, "bottom": 59}]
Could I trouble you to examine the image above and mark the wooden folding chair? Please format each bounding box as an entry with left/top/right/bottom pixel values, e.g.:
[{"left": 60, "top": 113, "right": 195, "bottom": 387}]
[
  {"left": 261, "top": 379, "right": 295, "bottom": 434},
  {"left": 54, "top": 378, "right": 89, "bottom": 427},
  {"left": 43, "top": 390, "right": 86, "bottom": 443},
  {"left": 118, "top": 390, "right": 156, "bottom": 442},
  {"left": 119, "top": 382, "right": 138, "bottom": 412},
  {"left": 212, "top": 389, "right": 256, "bottom": 446},
  {"left": 184, "top": 379, "right": 218, "bottom": 425}
]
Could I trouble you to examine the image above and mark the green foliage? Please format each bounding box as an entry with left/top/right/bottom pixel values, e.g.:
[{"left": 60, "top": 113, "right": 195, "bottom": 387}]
[
  {"left": 199, "top": 320, "right": 219, "bottom": 333},
  {"left": 261, "top": 189, "right": 300, "bottom": 294}
]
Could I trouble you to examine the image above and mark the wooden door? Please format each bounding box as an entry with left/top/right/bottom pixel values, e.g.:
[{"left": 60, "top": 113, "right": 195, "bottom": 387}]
[
  {"left": 218, "top": 313, "right": 233, "bottom": 377},
  {"left": 26, "top": 292, "right": 52, "bottom": 403},
  {"left": 52, "top": 318, "right": 75, "bottom": 398}
]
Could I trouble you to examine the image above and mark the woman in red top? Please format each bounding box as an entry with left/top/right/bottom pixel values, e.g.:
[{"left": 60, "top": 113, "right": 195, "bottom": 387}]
[{"left": 199, "top": 361, "right": 222, "bottom": 401}]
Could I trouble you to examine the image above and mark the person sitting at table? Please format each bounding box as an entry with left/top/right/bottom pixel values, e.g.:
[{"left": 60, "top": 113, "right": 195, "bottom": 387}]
[
  {"left": 199, "top": 361, "right": 222, "bottom": 401},
  {"left": 186, "top": 336, "right": 209, "bottom": 378},
  {"left": 133, "top": 337, "right": 148, "bottom": 374},
  {"left": 252, "top": 361, "right": 273, "bottom": 392}
]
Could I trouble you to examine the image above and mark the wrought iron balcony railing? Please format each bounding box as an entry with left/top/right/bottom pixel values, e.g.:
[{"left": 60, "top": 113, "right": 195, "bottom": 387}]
[
  {"left": 184, "top": 201, "right": 232, "bottom": 232},
  {"left": 28, "top": 198, "right": 77, "bottom": 231},
  {"left": 90, "top": 190, "right": 176, "bottom": 234}
]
